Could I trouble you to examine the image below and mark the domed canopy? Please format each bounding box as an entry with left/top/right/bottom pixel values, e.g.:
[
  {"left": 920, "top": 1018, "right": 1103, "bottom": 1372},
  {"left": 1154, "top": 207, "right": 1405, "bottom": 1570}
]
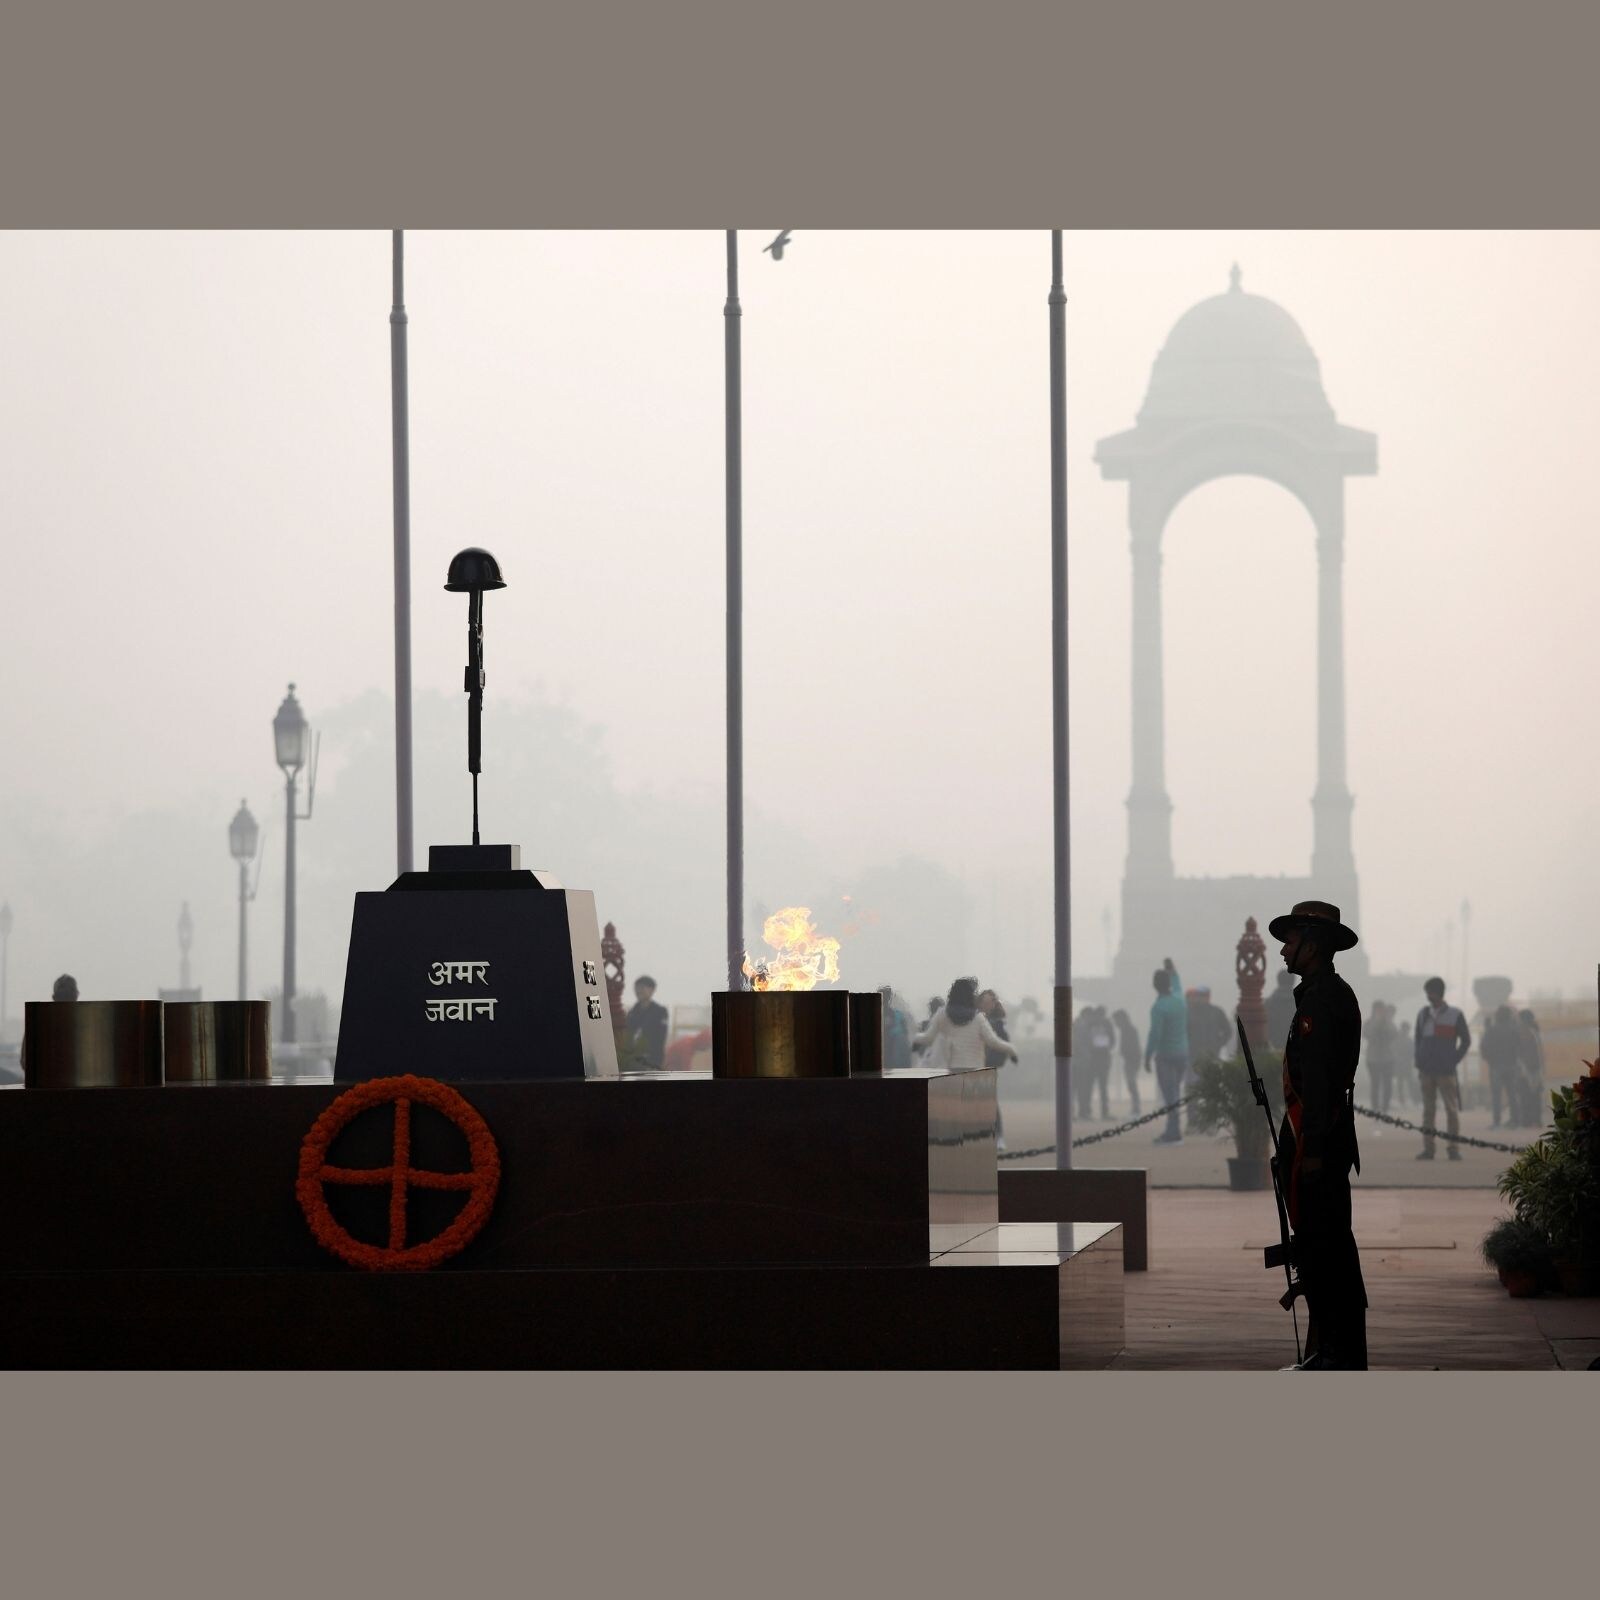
[{"left": 1138, "top": 264, "right": 1333, "bottom": 423}]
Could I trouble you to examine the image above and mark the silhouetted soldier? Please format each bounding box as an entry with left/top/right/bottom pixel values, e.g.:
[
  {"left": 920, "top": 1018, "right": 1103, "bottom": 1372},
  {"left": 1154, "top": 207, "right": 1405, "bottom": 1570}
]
[
  {"left": 1265, "top": 970, "right": 1297, "bottom": 1052},
  {"left": 625, "top": 975, "right": 669, "bottom": 1069},
  {"left": 1269, "top": 900, "right": 1367, "bottom": 1371},
  {"left": 1414, "top": 976, "right": 1471, "bottom": 1159}
]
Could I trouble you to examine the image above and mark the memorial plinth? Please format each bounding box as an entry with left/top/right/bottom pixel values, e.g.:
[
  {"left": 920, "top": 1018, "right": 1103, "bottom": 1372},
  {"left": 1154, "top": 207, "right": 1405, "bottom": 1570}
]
[
  {"left": 336, "top": 867, "right": 618, "bottom": 1083},
  {"left": 0, "top": 1064, "right": 1124, "bottom": 1369}
]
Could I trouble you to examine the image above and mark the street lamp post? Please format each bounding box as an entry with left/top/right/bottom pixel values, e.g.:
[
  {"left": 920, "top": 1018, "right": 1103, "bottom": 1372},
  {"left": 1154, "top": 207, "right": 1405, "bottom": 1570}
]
[
  {"left": 273, "top": 685, "right": 318, "bottom": 1044},
  {"left": 1049, "top": 229, "right": 1073, "bottom": 1170},
  {"left": 391, "top": 229, "right": 415, "bottom": 877},
  {"left": 725, "top": 229, "right": 744, "bottom": 993},
  {"left": 229, "top": 800, "right": 261, "bottom": 1002}
]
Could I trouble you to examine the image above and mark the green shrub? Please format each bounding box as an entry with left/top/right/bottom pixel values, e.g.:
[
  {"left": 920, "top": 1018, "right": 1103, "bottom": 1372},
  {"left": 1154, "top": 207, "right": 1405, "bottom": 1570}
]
[
  {"left": 1497, "top": 1134, "right": 1599, "bottom": 1259},
  {"left": 1480, "top": 1215, "right": 1555, "bottom": 1278},
  {"left": 1186, "top": 1051, "right": 1284, "bottom": 1160}
]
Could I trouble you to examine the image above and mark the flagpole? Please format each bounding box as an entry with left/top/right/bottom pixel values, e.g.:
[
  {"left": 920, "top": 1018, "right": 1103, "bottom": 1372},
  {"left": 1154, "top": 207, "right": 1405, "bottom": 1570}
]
[
  {"left": 725, "top": 230, "right": 745, "bottom": 992},
  {"left": 390, "top": 229, "right": 415, "bottom": 875},
  {"left": 1050, "top": 230, "right": 1073, "bottom": 1168}
]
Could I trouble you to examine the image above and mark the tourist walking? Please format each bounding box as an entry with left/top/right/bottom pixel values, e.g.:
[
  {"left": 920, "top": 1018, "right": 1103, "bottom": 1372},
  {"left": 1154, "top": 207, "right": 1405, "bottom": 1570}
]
[
  {"left": 1112, "top": 1008, "right": 1141, "bottom": 1117},
  {"left": 1414, "top": 976, "right": 1471, "bottom": 1160},
  {"left": 1481, "top": 1004, "right": 1523, "bottom": 1128},
  {"left": 1268, "top": 899, "right": 1368, "bottom": 1371},
  {"left": 880, "top": 985, "right": 913, "bottom": 1069},
  {"left": 976, "top": 988, "right": 1014, "bottom": 1149},
  {"left": 1516, "top": 1009, "right": 1546, "bottom": 1129},
  {"left": 625, "top": 975, "right": 669, "bottom": 1069},
  {"left": 1361, "top": 999, "right": 1398, "bottom": 1113},
  {"left": 1265, "top": 970, "right": 1297, "bottom": 1052},
  {"left": 916, "top": 977, "right": 1018, "bottom": 1073},
  {"left": 1072, "top": 1005, "right": 1098, "bottom": 1121},
  {"left": 1394, "top": 1016, "right": 1415, "bottom": 1105},
  {"left": 1185, "top": 985, "right": 1230, "bottom": 1130},
  {"left": 1144, "top": 957, "right": 1190, "bottom": 1143},
  {"left": 1084, "top": 1005, "right": 1115, "bottom": 1120}
]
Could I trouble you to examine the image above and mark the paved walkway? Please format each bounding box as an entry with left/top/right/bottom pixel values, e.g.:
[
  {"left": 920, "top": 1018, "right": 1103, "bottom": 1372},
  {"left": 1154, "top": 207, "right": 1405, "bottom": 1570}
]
[{"left": 1109, "top": 1188, "right": 1599, "bottom": 1369}]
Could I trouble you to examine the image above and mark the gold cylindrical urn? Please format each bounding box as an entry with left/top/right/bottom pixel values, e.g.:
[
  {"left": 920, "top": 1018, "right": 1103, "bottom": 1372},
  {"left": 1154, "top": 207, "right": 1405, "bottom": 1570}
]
[
  {"left": 23, "top": 1001, "right": 164, "bottom": 1088},
  {"left": 162, "top": 1001, "right": 273, "bottom": 1083}
]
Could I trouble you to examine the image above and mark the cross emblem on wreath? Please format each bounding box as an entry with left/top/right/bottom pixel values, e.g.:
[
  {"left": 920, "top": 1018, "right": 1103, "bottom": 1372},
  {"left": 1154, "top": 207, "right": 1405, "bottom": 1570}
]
[{"left": 296, "top": 1074, "right": 501, "bottom": 1271}]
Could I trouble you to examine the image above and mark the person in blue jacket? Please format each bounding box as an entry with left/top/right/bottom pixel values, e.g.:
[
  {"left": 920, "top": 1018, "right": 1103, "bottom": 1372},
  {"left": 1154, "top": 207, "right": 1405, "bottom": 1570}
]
[{"left": 1144, "top": 956, "right": 1190, "bottom": 1143}]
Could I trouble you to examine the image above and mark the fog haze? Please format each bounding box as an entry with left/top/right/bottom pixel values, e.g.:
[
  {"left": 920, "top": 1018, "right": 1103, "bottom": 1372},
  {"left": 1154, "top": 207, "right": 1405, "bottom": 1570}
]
[{"left": 2, "top": 229, "right": 1596, "bottom": 1022}]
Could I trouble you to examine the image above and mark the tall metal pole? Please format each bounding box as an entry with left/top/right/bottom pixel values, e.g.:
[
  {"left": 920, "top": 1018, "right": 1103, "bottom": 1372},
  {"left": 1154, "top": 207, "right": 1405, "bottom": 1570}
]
[
  {"left": 390, "top": 230, "right": 415, "bottom": 875},
  {"left": 725, "top": 230, "right": 745, "bottom": 993},
  {"left": 283, "top": 773, "right": 297, "bottom": 1043},
  {"left": 1050, "top": 230, "right": 1073, "bottom": 1169},
  {"left": 237, "top": 861, "right": 248, "bottom": 1002}
]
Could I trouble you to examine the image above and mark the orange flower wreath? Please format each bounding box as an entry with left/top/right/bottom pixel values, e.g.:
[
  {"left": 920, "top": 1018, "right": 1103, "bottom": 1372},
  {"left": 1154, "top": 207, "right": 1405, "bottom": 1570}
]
[{"left": 296, "top": 1074, "right": 501, "bottom": 1271}]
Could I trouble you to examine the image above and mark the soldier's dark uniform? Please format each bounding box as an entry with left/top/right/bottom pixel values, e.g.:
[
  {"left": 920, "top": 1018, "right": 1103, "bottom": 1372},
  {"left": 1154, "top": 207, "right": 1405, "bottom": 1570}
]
[{"left": 1280, "top": 963, "right": 1369, "bottom": 1369}]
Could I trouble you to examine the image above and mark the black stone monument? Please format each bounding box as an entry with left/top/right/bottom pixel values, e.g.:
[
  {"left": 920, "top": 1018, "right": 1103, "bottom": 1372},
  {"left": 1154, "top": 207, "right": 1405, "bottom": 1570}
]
[{"left": 335, "top": 547, "right": 619, "bottom": 1083}]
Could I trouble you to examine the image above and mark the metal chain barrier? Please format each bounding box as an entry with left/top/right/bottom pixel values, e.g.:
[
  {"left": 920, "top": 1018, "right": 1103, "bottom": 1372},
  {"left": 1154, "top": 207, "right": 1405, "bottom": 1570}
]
[
  {"left": 1351, "top": 1102, "right": 1532, "bottom": 1155},
  {"left": 998, "top": 1097, "right": 1535, "bottom": 1161},
  {"left": 998, "top": 1096, "right": 1193, "bottom": 1162}
]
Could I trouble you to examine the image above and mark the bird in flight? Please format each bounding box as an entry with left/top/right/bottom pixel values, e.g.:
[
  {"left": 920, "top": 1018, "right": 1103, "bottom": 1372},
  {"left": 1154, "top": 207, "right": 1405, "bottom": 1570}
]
[{"left": 763, "top": 230, "right": 793, "bottom": 261}]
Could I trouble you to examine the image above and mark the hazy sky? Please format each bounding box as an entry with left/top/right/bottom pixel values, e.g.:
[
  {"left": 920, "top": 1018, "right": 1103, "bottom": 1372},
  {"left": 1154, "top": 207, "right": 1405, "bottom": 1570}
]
[{"left": 3, "top": 229, "right": 1597, "bottom": 1019}]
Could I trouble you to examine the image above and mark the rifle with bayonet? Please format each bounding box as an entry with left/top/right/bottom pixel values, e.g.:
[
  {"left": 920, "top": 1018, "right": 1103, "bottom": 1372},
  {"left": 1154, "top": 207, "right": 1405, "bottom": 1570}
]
[{"left": 1236, "top": 1015, "right": 1304, "bottom": 1358}]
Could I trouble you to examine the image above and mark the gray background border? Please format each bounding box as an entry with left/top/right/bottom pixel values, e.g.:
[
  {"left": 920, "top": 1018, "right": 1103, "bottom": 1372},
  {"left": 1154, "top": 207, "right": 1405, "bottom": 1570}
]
[{"left": 1, "top": 1, "right": 1592, "bottom": 1595}]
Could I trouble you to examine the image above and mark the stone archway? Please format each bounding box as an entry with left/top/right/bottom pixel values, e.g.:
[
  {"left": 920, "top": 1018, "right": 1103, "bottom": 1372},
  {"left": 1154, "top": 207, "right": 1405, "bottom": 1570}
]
[{"left": 1094, "top": 266, "right": 1377, "bottom": 994}]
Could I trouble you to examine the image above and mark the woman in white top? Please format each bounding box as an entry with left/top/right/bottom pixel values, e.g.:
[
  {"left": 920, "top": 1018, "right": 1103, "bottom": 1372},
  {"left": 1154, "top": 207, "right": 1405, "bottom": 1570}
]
[{"left": 915, "top": 977, "right": 1018, "bottom": 1072}]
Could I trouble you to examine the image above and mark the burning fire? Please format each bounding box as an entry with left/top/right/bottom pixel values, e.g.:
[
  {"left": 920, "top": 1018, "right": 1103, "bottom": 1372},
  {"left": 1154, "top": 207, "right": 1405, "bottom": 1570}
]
[{"left": 742, "top": 906, "right": 841, "bottom": 992}]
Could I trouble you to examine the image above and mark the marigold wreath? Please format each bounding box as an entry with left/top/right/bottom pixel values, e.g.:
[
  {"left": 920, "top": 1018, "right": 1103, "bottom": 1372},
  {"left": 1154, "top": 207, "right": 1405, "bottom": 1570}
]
[{"left": 296, "top": 1074, "right": 501, "bottom": 1271}]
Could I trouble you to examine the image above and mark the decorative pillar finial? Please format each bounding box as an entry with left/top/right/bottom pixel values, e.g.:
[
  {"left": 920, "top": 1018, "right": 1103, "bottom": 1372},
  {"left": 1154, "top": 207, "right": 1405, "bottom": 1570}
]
[
  {"left": 1236, "top": 916, "right": 1268, "bottom": 1048},
  {"left": 600, "top": 921, "right": 626, "bottom": 1044}
]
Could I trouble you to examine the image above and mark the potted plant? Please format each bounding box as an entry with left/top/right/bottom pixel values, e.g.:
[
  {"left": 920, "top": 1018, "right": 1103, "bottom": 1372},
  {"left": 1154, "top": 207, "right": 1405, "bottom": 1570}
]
[
  {"left": 1479, "top": 1216, "right": 1554, "bottom": 1297},
  {"left": 1187, "top": 1051, "right": 1282, "bottom": 1190},
  {"left": 1497, "top": 1117, "right": 1600, "bottom": 1296}
]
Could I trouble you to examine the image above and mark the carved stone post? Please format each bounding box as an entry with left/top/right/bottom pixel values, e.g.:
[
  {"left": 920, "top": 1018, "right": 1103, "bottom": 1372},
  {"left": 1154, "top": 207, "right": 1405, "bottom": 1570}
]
[{"left": 1236, "top": 917, "right": 1268, "bottom": 1049}]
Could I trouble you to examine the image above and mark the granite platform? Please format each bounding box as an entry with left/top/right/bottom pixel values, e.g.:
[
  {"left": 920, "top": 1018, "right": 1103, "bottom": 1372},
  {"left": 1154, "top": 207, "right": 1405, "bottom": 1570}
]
[{"left": 0, "top": 1067, "right": 1124, "bottom": 1369}]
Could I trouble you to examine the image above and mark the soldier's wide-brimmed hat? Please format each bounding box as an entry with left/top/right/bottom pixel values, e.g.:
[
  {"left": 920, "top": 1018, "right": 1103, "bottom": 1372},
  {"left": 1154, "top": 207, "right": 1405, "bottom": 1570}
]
[{"left": 1267, "top": 900, "right": 1359, "bottom": 952}]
